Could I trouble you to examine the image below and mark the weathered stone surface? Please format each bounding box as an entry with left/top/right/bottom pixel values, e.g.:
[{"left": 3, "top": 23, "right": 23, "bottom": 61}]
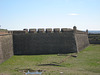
[
  {"left": 0, "top": 34, "right": 13, "bottom": 64},
  {"left": 75, "top": 32, "right": 89, "bottom": 52},
  {"left": 13, "top": 31, "right": 77, "bottom": 55}
]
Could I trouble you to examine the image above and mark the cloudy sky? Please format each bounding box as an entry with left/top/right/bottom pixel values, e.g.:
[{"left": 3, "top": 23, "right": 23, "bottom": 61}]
[{"left": 0, "top": 0, "right": 100, "bottom": 30}]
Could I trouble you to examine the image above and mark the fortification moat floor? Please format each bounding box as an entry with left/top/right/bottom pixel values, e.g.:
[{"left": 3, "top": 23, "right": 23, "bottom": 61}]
[{"left": 0, "top": 44, "right": 100, "bottom": 75}]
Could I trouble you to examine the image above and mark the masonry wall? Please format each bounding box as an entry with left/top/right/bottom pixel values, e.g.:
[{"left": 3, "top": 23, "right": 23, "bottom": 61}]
[
  {"left": 88, "top": 34, "right": 100, "bottom": 44},
  {"left": 0, "top": 34, "right": 13, "bottom": 64},
  {"left": 75, "top": 32, "right": 89, "bottom": 52},
  {"left": 13, "top": 31, "right": 78, "bottom": 55}
]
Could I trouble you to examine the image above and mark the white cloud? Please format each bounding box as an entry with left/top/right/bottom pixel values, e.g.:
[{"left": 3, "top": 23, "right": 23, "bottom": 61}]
[{"left": 68, "top": 13, "right": 80, "bottom": 16}]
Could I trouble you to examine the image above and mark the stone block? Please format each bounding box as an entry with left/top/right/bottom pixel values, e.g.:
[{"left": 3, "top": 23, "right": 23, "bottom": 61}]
[
  {"left": 38, "top": 28, "right": 44, "bottom": 33},
  {"left": 46, "top": 28, "right": 52, "bottom": 33},
  {"left": 53, "top": 28, "right": 60, "bottom": 32},
  {"left": 29, "top": 29, "right": 36, "bottom": 33}
]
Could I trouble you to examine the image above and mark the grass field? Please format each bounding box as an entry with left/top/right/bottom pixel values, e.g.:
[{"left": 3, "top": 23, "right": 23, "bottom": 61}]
[{"left": 0, "top": 44, "right": 100, "bottom": 75}]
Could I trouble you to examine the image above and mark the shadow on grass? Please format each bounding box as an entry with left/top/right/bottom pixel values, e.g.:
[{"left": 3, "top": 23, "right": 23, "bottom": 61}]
[
  {"left": 38, "top": 61, "right": 61, "bottom": 66},
  {"left": 38, "top": 55, "right": 77, "bottom": 66},
  {"left": 38, "top": 63, "right": 60, "bottom": 66}
]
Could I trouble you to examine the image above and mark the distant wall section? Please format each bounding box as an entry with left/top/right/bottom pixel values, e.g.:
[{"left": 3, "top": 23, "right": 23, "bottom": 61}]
[{"left": 88, "top": 34, "right": 100, "bottom": 44}]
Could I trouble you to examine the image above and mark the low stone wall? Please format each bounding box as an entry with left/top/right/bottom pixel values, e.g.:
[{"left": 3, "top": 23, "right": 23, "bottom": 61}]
[
  {"left": 0, "top": 34, "right": 13, "bottom": 64},
  {"left": 89, "top": 40, "right": 100, "bottom": 44},
  {"left": 88, "top": 34, "right": 100, "bottom": 44}
]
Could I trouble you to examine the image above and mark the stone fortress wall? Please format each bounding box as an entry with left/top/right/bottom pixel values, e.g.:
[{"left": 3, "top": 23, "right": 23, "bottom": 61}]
[
  {"left": 0, "top": 26, "right": 89, "bottom": 63},
  {"left": 12, "top": 26, "right": 89, "bottom": 55},
  {"left": 0, "top": 33, "right": 13, "bottom": 64}
]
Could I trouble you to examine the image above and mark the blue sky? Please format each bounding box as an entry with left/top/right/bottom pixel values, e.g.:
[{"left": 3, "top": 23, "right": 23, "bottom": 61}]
[{"left": 0, "top": 0, "right": 100, "bottom": 30}]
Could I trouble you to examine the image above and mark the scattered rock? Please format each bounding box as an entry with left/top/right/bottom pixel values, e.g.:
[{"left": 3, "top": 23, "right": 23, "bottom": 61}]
[{"left": 71, "top": 55, "right": 77, "bottom": 57}]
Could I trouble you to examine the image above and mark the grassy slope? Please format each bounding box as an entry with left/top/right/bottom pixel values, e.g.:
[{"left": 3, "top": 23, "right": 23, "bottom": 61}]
[{"left": 0, "top": 44, "right": 100, "bottom": 75}]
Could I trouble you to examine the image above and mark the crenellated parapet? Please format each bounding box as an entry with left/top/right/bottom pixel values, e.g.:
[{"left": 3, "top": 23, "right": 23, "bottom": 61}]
[
  {"left": 8, "top": 26, "right": 88, "bottom": 35},
  {"left": 9, "top": 28, "right": 73, "bottom": 34},
  {"left": 28, "top": 28, "right": 73, "bottom": 33}
]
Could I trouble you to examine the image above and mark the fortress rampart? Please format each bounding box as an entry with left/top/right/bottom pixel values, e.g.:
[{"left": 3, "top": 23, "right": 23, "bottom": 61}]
[
  {"left": 12, "top": 26, "right": 89, "bottom": 55},
  {"left": 0, "top": 26, "right": 89, "bottom": 64},
  {"left": 13, "top": 30, "right": 77, "bottom": 55}
]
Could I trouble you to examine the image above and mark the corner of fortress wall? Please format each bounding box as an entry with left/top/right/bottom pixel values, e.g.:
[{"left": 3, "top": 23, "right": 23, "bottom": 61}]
[
  {"left": 74, "top": 29, "right": 90, "bottom": 52},
  {"left": 0, "top": 34, "right": 13, "bottom": 64}
]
